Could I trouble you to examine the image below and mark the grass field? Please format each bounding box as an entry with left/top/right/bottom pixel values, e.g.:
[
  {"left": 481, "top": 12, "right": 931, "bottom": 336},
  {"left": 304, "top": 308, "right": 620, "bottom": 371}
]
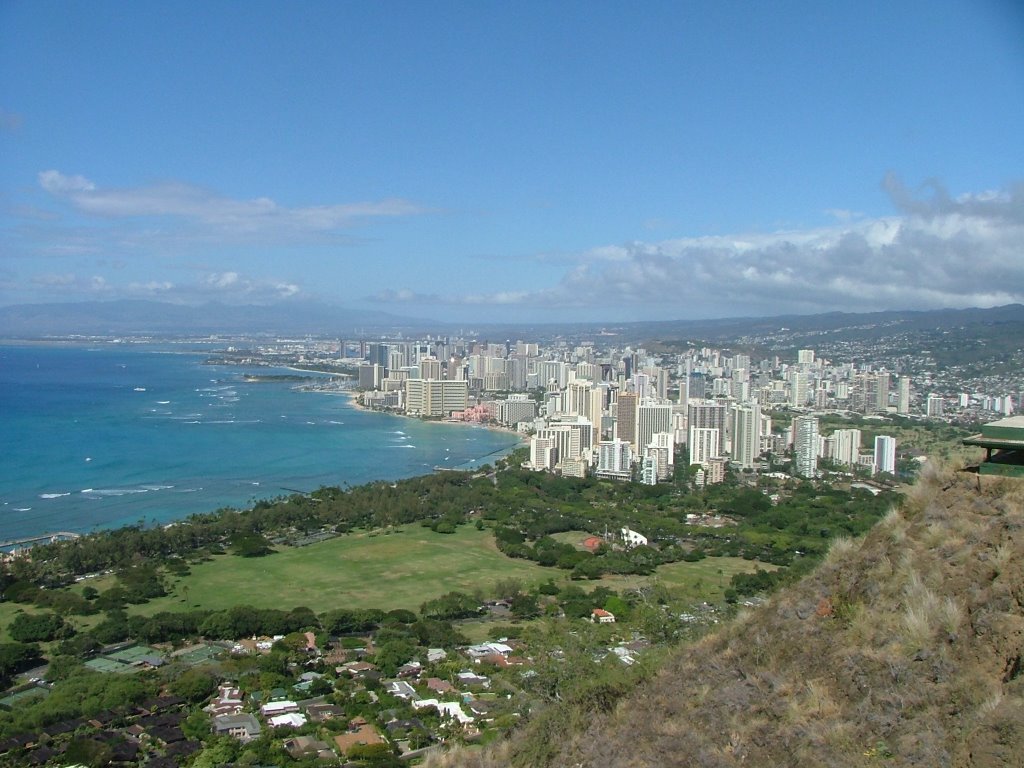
[
  {"left": 138, "top": 525, "right": 777, "bottom": 618},
  {"left": 136, "top": 524, "right": 558, "bottom": 616},
  {"left": 598, "top": 556, "right": 778, "bottom": 603},
  {"left": 0, "top": 526, "right": 781, "bottom": 643}
]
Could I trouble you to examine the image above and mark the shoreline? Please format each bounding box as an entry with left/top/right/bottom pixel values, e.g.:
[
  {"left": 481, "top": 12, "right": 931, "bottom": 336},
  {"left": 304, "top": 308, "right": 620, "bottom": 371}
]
[
  {"left": 342, "top": 388, "right": 530, "bottom": 446},
  {"left": 2, "top": 348, "right": 525, "bottom": 545}
]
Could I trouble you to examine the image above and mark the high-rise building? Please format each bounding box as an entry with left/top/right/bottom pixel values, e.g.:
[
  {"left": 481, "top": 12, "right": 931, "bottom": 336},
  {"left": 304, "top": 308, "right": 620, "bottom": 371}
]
[
  {"left": 496, "top": 395, "right": 537, "bottom": 427},
  {"left": 596, "top": 439, "right": 633, "bottom": 480},
  {"left": 419, "top": 357, "right": 442, "bottom": 381},
  {"left": 640, "top": 455, "right": 658, "bottom": 485},
  {"left": 797, "top": 349, "right": 816, "bottom": 365},
  {"left": 689, "top": 427, "right": 720, "bottom": 467},
  {"left": 530, "top": 435, "right": 557, "bottom": 471},
  {"left": 897, "top": 376, "right": 912, "bottom": 415},
  {"left": 789, "top": 370, "right": 809, "bottom": 407},
  {"left": 647, "top": 431, "right": 675, "bottom": 480},
  {"left": 831, "top": 428, "right": 861, "bottom": 467},
  {"left": 874, "top": 435, "right": 896, "bottom": 476},
  {"left": 731, "top": 403, "right": 761, "bottom": 469},
  {"left": 867, "top": 372, "right": 890, "bottom": 413},
  {"left": 404, "top": 379, "right": 468, "bottom": 417},
  {"left": 358, "top": 363, "right": 384, "bottom": 390},
  {"left": 636, "top": 402, "right": 673, "bottom": 455},
  {"left": 367, "top": 342, "right": 389, "bottom": 369},
  {"left": 616, "top": 392, "right": 638, "bottom": 447},
  {"left": 927, "top": 394, "right": 945, "bottom": 417},
  {"left": 688, "top": 402, "right": 728, "bottom": 456},
  {"left": 565, "top": 379, "right": 595, "bottom": 419},
  {"left": 793, "top": 415, "right": 819, "bottom": 478},
  {"left": 536, "top": 423, "right": 585, "bottom": 465}
]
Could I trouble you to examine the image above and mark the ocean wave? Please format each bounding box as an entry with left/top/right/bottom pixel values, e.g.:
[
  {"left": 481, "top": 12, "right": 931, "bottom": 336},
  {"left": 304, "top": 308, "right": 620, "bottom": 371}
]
[
  {"left": 156, "top": 400, "right": 171, "bottom": 405},
  {"left": 13, "top": 507, "right": 32, "bottom": 512},
  {"left": 39, "top": 492, "right": 71, "bottom": 499},
  {"left": 81, "top": 487, "right": 152, "bottom": 497}
]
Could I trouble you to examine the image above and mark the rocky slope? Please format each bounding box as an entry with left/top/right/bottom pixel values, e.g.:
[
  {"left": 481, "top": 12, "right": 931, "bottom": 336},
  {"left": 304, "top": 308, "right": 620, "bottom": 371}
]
[{"left": 435, "top": 467, "right": 1024, "bottom": 767}]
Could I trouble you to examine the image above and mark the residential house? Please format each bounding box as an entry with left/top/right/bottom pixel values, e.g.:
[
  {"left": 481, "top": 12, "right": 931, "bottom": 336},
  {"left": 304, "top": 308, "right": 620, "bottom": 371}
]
[
  {"left": 259, "top": 700, "right": 299, "bottom": 718},
  {"left": 426, "top": 678, "right": 454, "bottom": 694},
  {"left": 212, "top": 713, "right": 261, "bottom": 743},
  {"left": 268, "top": 712, "right": 307, "bottom": 729},
  {"left": 333, "top": 719, "right": 385, "bottom": 755},
  {"left": 284, "top": 735, "right": 334, "bottom": 760},
  {"left": 413, "top": 699, "right": 474, "bottom": 725},
  {"left": 385, "top": 680, "right": 418, "bottom": 700},
  {"left": 591, "top": 608, "right": 616, "bottom": 623}
]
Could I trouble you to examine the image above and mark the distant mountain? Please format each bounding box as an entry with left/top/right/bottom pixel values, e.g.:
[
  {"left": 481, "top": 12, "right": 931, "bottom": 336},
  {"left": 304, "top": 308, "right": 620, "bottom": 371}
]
[
  {"left": 0, "top": 300, "right": 433, "bottom": 337},
  {"left": 2, "top": 300, "right": 1021, "bottom": 344},
  {"left": 462, "top": 305, "right": 1024, "bottom": 346}
]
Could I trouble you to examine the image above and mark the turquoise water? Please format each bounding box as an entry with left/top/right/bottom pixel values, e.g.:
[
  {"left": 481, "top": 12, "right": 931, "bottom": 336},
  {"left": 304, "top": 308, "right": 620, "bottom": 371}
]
[{"left": 0, "top": 343, "right": 521, "bottom": 541}]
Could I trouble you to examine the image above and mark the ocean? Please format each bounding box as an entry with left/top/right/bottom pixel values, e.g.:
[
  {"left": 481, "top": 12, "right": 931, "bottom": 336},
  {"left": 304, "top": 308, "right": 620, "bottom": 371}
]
[{"left": 0, "top": 343, "right": 522, "bottom": 542}]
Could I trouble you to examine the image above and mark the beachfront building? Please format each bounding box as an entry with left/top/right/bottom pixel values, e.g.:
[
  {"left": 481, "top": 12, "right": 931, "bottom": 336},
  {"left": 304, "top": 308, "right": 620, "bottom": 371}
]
[{"left": 404, "top": 379, "right": 469, "bottom": 417}]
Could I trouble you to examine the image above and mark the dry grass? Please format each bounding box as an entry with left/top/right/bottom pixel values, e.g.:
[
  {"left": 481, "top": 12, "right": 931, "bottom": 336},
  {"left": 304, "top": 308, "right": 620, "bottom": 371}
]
[{"left": 438, "top": 468, "right": 1024, "bottom": 768}]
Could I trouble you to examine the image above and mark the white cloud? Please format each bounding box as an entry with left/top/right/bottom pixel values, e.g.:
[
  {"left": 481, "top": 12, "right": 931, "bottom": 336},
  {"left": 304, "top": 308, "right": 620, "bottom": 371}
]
[
  {"left": 375, "top": 176, "right": 1024, "bottom": 318},
  {"left": 39, "top": 170, "right": 96, "bottom": 194},
  {"left": 195, "top": 271, "right": 301, "bottom": 301},
  {"left": 36, "top": 170, "right": 426, "bottom": 241}
]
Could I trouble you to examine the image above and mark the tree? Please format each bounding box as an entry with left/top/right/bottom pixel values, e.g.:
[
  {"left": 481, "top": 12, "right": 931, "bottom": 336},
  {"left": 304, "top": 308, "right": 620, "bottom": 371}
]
[
  {"left": 170, "top": 667, "right": 219, "bottom": 702},
  {"left": 8, "top": 611, "right": 69, "bottom": 642},
  {"left": 510, "top": 592, "right": 540, "bottom": 619},
  {"left": 0, "top": 641, "right": 42, "bottom": 680},
  {"left": 182, "top": 709, "right": 212, "bottom": 740},
  {"left": 63, "top": 737, "right": 113, "bottom": 768},
  {"left": 231, "top": 531, "right": 274, "bottom": 558}
]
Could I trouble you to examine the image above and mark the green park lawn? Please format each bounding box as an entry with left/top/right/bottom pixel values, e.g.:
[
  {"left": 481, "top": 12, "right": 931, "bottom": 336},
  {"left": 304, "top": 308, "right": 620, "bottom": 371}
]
[
  {"left": 138, "top": 524, "right": 775, "bottom": 618},
  {"left": 0, "top": 525, "right": 780, "bottom": 641},
  {"left": 136, "top": 523, "right": 557, "bottom": 616},
  {"left": 597, "top": 556, "right": 778, "bottom": 603}
]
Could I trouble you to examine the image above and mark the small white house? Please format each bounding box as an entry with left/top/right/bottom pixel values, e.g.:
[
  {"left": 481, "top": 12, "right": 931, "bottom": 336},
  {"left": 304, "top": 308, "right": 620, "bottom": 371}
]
[{"left": 621, "top": 526, "right": 648, "bottom": 548}]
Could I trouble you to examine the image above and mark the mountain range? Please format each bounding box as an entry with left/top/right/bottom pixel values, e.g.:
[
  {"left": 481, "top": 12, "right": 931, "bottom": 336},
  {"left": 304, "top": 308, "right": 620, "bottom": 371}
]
[{"left": 1, "top": 300, "right": 1022, "bottom": 344}]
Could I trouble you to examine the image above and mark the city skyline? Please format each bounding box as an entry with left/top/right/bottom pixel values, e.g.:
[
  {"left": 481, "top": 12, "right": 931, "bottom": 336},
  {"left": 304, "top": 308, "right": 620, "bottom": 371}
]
[{"left": 1, "top": 1, "right": 1022, "bottom": 323}]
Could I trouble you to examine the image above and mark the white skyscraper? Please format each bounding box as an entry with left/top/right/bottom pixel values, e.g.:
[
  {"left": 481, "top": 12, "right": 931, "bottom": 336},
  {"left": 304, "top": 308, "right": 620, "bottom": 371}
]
[
  {"left": 636, "top": 403, "right": 673, "bottom": 457},
  {"left": 874, "top": 435, "right": 896, "bottom": 476},
  {"left": 831, "top": 428, "right": 861, "bottom": 467},
  {"left": 689, "top": 427, "right": 720, "bottom": 467},
  {"left": 793, "top": 415, "right": 819, "bottom": 478},
  {"left": 789, "top": 370, "right": 809, "bottom": 407},
  {"left": 597, "top": 439, "right": 633, "bottom": 480},
  {"left": 897, "top": 376, "right": 911, "bottom": 415},
  {"left": 732, "top": 403, "right": 761, "bottom": 469}
]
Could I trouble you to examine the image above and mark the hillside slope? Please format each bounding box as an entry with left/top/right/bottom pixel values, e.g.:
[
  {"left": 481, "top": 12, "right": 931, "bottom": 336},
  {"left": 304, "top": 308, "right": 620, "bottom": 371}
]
[{"left": 437, "top": 468, "right": 1024, "bottom": 768}]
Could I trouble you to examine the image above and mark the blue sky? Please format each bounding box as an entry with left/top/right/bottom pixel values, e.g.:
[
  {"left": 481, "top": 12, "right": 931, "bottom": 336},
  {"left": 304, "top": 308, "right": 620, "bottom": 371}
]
[{"left": 1, "top": 1, "right": 1022, "bottom": 323}]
